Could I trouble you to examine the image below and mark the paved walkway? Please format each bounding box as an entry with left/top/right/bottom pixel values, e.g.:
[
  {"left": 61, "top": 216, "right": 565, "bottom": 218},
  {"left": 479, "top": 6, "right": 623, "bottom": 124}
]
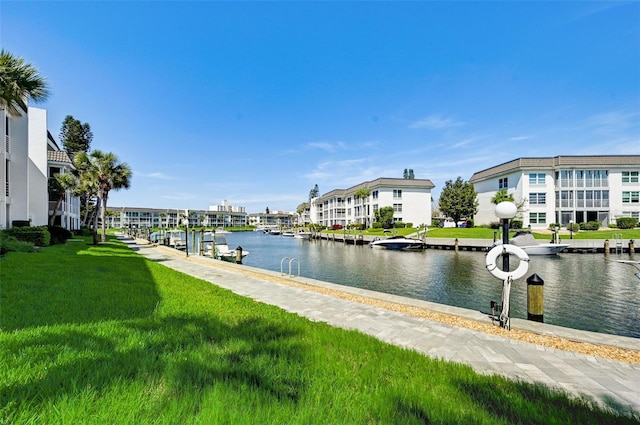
[{"left": 121, "top": 236, "right": 640, "bottom": 417}]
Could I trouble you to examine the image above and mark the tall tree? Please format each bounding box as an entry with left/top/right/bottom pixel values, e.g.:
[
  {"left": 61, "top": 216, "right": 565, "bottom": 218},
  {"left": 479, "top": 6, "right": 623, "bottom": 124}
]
[
  {"left": 309, "top": 184, "right": 319, "bottom": 201},
  {"left": 403, "top": 169, "right": 415, "bottom": 179},
  {"left": 374, "top": 206, "right": 395, "bottom": 229},
  {"left": 491, "top": 188, "right": 514, "bottom": 204},
  {"left": 60, "top": 115, "right": 93, "bottom": 158},
  {"left": 75, "top": 150, "right": 132, "bottom": 243},
  {"left": 438, "top": 177, "right": 478, "bottom": 227},
  {"left": 0, "top": 49, "right": 49, "bottom": 117},
  {"left": 48, "top": 173, "right": 77, "bottom": 226}
]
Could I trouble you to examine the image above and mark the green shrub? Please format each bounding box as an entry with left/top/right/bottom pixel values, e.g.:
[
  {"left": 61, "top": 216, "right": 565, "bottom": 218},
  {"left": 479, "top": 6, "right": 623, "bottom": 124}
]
[
  {"left": 4, "top": 226, "right": 51, "bottom": 246},
  {"left": 372, "top": 222, "right": 382, "bottom": 229},
  {"left": 405, "top": 222, "right": 413, "bottom": 228},
  {"left": 74, "top": 226, "right": 94, "bottom": 236},
  {"left": 608, "top": 223, "right": 617, "bottom": 228},
  {"left": 579, "top": 221, "right": 600, "bottom": 231},
  {"left": 616, "top": 217, "right": 638, "bottom": 229},
  {"left": 568, "top": 222, "right": 580, "bottom": 233},
  {"left": 48, "top": 225, "right": 72, "bottom": 245},
  {"left": 431, "top": 219, "right": 440, "bottom": 227},
  {"left": 510, "top": 219, "right": 523, "bottom": 229},
  {"left": 465, "top": 219, "right": 474, "bottom": 228},
  {"left": 394, "top": 222, "right": 406, "bottom": 228},
  {"left": 489, "top": 221, "right": 501, "bottom": 229},
  {"left": 0, "top": 232, "right": 35, "bottom": 255},
  {"left": 548, "top": 223, "right": 558, "bottom": 229}
]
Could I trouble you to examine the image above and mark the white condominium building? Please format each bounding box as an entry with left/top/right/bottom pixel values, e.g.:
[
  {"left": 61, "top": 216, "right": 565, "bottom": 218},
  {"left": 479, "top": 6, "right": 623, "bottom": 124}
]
[
  {"left": 310, "top": 177, "right": 435, "bottom": 228},
  {"left": 469, "top": 156, "right": 640, "bottom": 228}
]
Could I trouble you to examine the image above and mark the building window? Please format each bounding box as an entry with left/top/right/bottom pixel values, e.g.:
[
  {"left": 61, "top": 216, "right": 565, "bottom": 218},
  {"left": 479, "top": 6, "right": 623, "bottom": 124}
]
[
  {"left": 529, "top": 173, "right": 545, "bottom": 185},
  {"left": 622, "top": 171, "right": 639, "bottom": 183},
  {"left": 529, "top": 193, "right": 546, "bottom": 205},
  {"left": 529, "top": 212, "right": 546, "bottom": 224},
  {"left": 372, "top": 190, "right": 379, "bottom": 199},
  {"left": 622, "top": 191, "right": 640, "bottom": 203},
  {"left": 393, "top": 203, "right": 402, "bottom": 212},
  {"left": 373, "top": 204, "right": 378, "bottom": 212},
  {"left": 498, "top": 177, "right": 508, "bottom": 189},
  {"left": 622, "top": 211, "right": 640, "bottom": 219},
  {"left": 393, "top": 189, "right": 402, "bottom": 199}
]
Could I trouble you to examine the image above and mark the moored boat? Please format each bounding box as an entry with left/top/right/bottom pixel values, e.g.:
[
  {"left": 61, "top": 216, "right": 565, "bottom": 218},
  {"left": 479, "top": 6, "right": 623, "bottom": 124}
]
[
  {"left": 202, "top": 232, "right": 249, "bottom": 262},
  {"left": 370, "top": 235, "right": 425, "bottom": 251},
  {"left": 491, "top": 231, "right": 569, "bottom": 255}
]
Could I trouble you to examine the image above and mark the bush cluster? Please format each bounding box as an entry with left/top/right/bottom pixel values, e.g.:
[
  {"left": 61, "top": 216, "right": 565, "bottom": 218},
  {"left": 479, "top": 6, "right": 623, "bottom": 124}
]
[
  {"left": 579, "top": 221, "right": 600, "bottom": 231},
  {"left": 510, "top": 219, "right": 523, "bottom": 229},
  {"left": 3, "top": 226, "right": 50, "bottom": 246},
  {"left": 616, "top": 217, "right": 638, "bottom": 229},
  {"left": 331, "top": 224, "right": 344, "bottom": 230},
  {"left": 0, "top": 233, "right": 35, "bottom": 255},
  {"left": 567, "top": 222, "right": 581, "bottom": 232},
  {"left": 48, "top": 225, "right": 72, "bottom": 244}
]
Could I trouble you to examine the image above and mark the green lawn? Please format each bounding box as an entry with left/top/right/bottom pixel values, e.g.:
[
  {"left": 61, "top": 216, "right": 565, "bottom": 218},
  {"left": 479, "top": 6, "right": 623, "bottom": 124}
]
[{"left": 1, "top": 237, "right": 637, "bottom": 424}]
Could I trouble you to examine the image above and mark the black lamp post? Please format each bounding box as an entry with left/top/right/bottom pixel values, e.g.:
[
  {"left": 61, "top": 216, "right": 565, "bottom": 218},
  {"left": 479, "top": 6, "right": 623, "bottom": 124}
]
[
  {"left": 569, "top": 220, "right": 574, "bottom": 239},
  {"left": 495, "top": 202, "right": 518, "bottom": 272}
]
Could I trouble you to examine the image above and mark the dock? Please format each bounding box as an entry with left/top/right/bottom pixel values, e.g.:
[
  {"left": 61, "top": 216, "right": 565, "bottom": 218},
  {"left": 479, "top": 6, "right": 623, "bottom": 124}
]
[{"left": 310, "top": 233, "right": 638, "bottom": 254}]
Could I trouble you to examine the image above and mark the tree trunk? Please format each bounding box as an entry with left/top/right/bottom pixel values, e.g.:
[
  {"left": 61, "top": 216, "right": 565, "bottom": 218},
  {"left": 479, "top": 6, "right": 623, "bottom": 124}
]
[
  {"left": 100, "top": 193, "right": 108, "bottom": 242},
  {"left": 48, "top": 198, "right": 63, "bottom": 226}
]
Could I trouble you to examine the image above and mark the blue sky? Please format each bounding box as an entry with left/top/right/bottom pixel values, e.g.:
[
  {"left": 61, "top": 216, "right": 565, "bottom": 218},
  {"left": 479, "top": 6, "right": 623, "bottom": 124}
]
[{"left": 3, "top": 1, "right": 639, "bottom": 213}]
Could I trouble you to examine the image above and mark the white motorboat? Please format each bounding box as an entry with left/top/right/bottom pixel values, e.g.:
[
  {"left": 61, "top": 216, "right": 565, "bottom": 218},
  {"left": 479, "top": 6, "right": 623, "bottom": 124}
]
[
  {"left": 294, "top": 232, "right": 312, "bottom": 240},
  {"left": 202, "top": 232, "right": 249, "bottom": 262},
  {"left": 492, "top": 231, "right": 569, "bottom": 255},
  {"left": 165, "top": 229, "right": 186, "bottom": 249},
  {"left": 282, "top": 231, "right": 295, "bottom": 237},
  {"left": 370, "top": 235, "right": 425, "bottom": 251}
]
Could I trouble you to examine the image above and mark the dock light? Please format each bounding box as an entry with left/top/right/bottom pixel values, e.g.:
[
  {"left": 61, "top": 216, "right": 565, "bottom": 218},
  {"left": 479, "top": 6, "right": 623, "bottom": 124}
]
[
  {"left": 569, "top": 220, "right": 574, "bottom": 239},
  {"left": 495, "top": 202, "right": 518, "bottom": 272},
  {"left": 183, "top": 213, "right": 189, "bottom": 257}
]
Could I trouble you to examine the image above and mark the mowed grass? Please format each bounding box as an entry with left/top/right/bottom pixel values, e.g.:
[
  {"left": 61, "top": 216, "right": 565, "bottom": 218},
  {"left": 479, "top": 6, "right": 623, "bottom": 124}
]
[{"left": 1, "top": 237, "right": 638, "bottom": 424}]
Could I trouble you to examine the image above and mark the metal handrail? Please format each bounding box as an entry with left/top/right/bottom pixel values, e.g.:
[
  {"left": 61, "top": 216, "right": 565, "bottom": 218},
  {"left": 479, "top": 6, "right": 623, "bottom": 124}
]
[{"left": 280, "top": 257, "right": 300, "bottom": 277}]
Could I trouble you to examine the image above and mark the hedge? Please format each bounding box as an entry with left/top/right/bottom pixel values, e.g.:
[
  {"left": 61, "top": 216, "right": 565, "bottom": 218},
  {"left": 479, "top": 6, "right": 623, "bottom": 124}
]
[
  {"left": 616, "top": 217, "right": 638, "bottom": 229},
  {"left": 3, "top": 226, "right": 51, "bottom": 246}
]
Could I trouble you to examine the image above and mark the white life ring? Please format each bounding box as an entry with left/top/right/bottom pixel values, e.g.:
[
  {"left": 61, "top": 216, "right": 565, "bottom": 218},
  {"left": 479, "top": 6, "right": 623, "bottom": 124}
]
[{"left": 485, "top": 244, "right": 530, "bottom": 281}]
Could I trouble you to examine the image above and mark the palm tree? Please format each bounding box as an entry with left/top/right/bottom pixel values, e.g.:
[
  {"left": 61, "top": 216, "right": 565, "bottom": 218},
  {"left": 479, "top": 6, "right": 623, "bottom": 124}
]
[
  {"left": 75, "top": 150, "right": 132, "bottom": 243},
  {"left": 48, "top": 173, "right": 77, "bottom": 226},
  {"left": 0, "top": 50, "right": 50, "bottom": 117}
]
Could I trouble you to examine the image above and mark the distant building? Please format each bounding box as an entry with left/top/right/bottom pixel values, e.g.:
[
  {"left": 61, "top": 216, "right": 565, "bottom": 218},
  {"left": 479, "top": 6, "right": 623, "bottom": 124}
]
[
  {"left": 108, "top": 201, "right": 248, "bottom": 229},
  {"left": 469, "top": 155, "right": 640, "bottom": 228},
  {"left": 309, "top": 177, "right": 435, "bottom": 228},
  {"left": 248, "top": 210, "right": 297, "bottom": 228}
]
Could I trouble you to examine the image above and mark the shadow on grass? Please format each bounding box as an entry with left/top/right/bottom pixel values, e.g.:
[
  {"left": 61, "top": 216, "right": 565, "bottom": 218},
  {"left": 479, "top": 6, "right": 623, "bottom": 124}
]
[
  {"left": 1, "top": 313, "right": 306, "bottom": 410},
  {"left": 455, "top": 375, "right": 640, "bottom": 424},
  {"left": 1, "top": 236, "right": 161, "bottom": 330}
]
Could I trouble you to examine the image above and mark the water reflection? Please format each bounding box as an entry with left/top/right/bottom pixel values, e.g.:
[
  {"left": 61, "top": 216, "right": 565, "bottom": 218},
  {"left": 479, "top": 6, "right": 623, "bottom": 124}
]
[{"left": 222, "top": 232, "right": 639, "bottom": 338}]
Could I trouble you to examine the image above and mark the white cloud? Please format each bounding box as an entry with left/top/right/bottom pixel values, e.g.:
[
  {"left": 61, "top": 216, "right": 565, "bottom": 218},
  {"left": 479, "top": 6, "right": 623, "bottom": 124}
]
[
  {"left": 139, "top": 172, "right": 179, "bottom": 180},
  {"left": 308, "top": 141, "right": 346, "bottom": 152},
  {"left": 408, "top": 114, "right": 464, "bottom": 130}
]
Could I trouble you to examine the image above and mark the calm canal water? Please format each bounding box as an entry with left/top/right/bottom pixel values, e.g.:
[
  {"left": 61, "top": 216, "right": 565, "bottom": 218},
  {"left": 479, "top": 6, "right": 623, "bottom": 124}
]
[{"left": 217, "top": 232, "right": 639, "bottom": 338}]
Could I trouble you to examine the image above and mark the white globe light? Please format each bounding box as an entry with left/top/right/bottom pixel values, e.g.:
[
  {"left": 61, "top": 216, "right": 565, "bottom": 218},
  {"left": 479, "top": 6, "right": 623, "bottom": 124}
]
[{"left": 495, "top": 201, "right": 517, "bottom": 219}]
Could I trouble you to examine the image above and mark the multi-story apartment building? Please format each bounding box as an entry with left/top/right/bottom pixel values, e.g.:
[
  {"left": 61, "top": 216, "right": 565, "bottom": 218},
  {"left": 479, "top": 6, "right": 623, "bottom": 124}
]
[
  {"left": 1, "top": 105, "right": 79, "bottom": 229},
  {"left": 469, "top": 156, "right": 640, "bottom": 228},
  {"left": 109, "top": 201, "right": 248, "bottom": 229},
  {"left": 248, "top": 211, "right": 297, "bottom": 228},
  {"left": 46, "top": 128, "right": 80, "bottom": 229},
  {"left": 309, "top": 177, "right": 435, "bottom": 228}
]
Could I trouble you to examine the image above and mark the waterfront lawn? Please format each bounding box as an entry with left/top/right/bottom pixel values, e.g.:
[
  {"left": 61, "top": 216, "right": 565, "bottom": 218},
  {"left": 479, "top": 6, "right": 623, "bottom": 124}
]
[{"left": 1, "top": 238, "right": 638, "bottom": 424}]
